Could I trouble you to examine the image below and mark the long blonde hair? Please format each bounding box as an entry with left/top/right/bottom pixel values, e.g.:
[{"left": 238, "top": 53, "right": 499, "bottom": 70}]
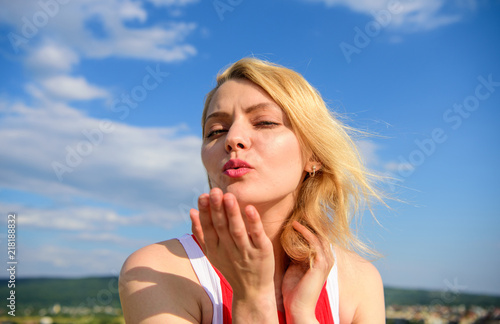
[{"left": 202, "top": 58, "right": 384, "bottom": 262}]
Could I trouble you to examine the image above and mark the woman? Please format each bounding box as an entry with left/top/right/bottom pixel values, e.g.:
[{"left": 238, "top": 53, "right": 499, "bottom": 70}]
[{"left": 119, "top": 58, "right": 386, "bottom": 323}]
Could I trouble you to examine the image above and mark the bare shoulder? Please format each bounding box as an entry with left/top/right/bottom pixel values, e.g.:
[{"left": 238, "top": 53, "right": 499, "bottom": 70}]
[
  {"left": 335, "top": 246, "right": 385, "bottom": 324},
  {"left": 119, "top": 239, "right": 212, "bottom": 324},
  {"left": 120, "top": 239, "right": 190, "bottom": 284}
]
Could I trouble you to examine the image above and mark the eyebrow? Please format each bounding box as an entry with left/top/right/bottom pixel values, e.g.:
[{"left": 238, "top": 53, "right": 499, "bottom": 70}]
[{"left": 205, "top": 102, "right": 280, "bottom": 123}]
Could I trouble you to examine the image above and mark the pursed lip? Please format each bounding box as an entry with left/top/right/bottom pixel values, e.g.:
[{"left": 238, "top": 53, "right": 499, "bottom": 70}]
[{"left": 223, "top": 159, "right": 253, "bottom": 172}]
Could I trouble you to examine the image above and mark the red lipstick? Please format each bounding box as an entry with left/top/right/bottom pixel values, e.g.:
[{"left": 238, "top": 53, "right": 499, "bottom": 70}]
[{"left": 223, "top": 159, "right": 253, "bottom": 178}]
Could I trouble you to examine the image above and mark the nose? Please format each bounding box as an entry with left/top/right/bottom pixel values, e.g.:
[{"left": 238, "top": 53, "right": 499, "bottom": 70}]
[{"left": 225, "top": 123, "right": 249, "bottom": 153}]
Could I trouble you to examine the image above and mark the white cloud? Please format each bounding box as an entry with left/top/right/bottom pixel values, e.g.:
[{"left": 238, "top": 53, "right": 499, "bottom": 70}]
[
  {"left": 385, "top": 160, "right": 414, "bottom": 173},
  {"left": 71, "top": 232, "right": 146, "bottom": 245},
  {"left": 1, "top": 0, "right": 197, "bottom": 62},
  {"left": 355, "top": 140, "right": 418, "bottom": 185},
  {"left": 40, "top": 75, "right": 110, "bottom": 100},
  {"left": 356, "top": 139, "right": 380, "bottom": 166},
  {"left": 0, "top": 98, "right": 206, "bottom": 221},
  {"left": 82, "top": 23, "right": 197, "bottom": 62},
  {"left": 390, "top": 0, "right": 462, "bottom": 32},
  {"left": 311, "top": 0, "right": 387, "bottom": 11},
  {"left": 20, "top": 244, "right": 126, "bottom": 277},
  {"left": 147, "top": 0, "right": 200, "bottom": 6},
  {"left": 118, "top": 1, "right": 148, "bottom": 22},
  {"left": 302, "top": 0, "right": 471, "bottom": 32},
  {"left": 4, "top": 203, "right": 135, "bottom": 231},
  {"left": 26, "top": 42, "right": 80, "bottom": 75}
]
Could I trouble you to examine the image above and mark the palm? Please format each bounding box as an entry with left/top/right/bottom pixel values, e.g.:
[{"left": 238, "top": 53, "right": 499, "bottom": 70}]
[
  {"left": 282, "top": 262, "right": 319, "bottom": 317},
  {"left": 280, "top": 222, "right": 334, "bottom": 321}
]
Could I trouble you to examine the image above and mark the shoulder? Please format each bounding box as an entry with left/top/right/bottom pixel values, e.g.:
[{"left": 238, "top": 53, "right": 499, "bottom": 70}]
[
  {"left": 121, "top": 238, "right": 188, "bottom": 274},
  {"left": 334, "top": 247, "right": 385, "bottom": 324},
  {"left": 119, "top": 238, "right": 212, "bottom": 324}
]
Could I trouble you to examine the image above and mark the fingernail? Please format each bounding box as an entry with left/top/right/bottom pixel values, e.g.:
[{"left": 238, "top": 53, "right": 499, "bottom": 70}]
[{"left": 199, "top": 196, "right": 209, "bottom": 208}]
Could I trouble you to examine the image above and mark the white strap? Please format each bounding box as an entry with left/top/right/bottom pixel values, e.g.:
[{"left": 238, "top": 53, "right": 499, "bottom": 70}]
[
  {"left": 178, "top": 234, "right": 223, "bottom": 324},
  {"left": 326, "top": 248, "right": 340, "bottom": 324}
]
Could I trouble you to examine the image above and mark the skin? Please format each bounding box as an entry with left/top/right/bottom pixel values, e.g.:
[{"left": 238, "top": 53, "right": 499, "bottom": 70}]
[{"left": 119, "top": 79, "right": 385, "bottom": 323}]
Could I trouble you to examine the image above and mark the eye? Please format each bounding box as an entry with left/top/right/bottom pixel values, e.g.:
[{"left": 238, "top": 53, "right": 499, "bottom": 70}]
[
  {"left": 206, "top": 128, "right": 227, "bottom": 138},
  {"left": 255, "top": 121, "right": 279, "bottom": 128}
]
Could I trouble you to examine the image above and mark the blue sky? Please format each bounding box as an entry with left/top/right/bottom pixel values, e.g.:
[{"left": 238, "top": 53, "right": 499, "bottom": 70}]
[{"left": 0, "top": 0, "right": 499, "bottom": 296}]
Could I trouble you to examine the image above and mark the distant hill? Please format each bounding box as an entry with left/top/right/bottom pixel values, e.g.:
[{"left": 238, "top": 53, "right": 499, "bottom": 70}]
[
  {"left": 384, "top": 286, "right": 500, "bottom": 307},
  {"left": 1, "top": 277, "right": 499, "bottom": 312},
  {"left": 0, "top": 276, "right": 121, "bottom": 311}
]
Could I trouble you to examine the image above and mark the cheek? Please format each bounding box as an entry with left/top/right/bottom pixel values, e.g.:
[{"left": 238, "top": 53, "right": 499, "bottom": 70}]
[
  {"left": 201, "top": 141, "right": 229, "bottom": 188},
  {"left": 201, "top": 144, "right": 217, "bottom": 173},
  {"left": 261, "top": 133, "right": 304, "bottom": 174}
]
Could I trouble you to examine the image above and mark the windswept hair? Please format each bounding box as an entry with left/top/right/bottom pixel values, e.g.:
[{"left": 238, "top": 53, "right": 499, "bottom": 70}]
[{"left": 202, "top": 58, "right": 385, "bottom": 262}]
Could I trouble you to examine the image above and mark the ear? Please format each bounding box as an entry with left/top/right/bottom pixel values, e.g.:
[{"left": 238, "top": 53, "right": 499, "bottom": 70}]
[{"left": 304, "top": 160, "right": 322, "bottom": 173}]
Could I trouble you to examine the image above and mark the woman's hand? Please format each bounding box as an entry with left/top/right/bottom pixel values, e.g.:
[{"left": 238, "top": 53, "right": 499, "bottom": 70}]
[
  {"left": 281, "top": 221, "right": 334, "bottom": 324},
  {"left": 190, "top": 188, "right": 279, "bottom": 323}
]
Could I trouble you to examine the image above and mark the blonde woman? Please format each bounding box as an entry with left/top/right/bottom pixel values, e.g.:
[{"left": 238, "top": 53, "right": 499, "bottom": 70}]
[{"left": 119, "top": 58, "right": 386, "bottom": 323}]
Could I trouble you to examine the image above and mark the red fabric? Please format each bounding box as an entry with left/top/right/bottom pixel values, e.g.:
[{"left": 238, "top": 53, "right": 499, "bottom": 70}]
[
  {"left": 213, "top": 267, "right": 233, "bottom": 323},
  {"left": 276, "top": 283, "right": 333, "bottom": 324},
  {"left": 315, "top": 282, "right": 334, "bottom": 324},
  {"left": 190, "top": 235, "right": 334, "bottom": 323}
]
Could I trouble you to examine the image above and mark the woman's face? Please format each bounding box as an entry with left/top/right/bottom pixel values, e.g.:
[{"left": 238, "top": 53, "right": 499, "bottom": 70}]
[{"left": 201, "top": 78, "right": 306, "bottom": 211}]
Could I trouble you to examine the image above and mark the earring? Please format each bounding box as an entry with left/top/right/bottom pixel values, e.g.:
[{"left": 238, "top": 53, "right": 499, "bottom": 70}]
[{"left": 310, "top": 165, "right": 316, "bottom": 178}]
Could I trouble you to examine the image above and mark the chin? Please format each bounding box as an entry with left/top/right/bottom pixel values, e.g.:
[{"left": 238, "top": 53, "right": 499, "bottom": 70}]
[{"left": 224, "top": 183, "right": 261, "bottom": 204}]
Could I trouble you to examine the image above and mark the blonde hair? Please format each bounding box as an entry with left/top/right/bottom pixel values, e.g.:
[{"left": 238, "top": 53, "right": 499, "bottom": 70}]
[{"left": 202, "top": 58, "right": 384, "bottom": 262}]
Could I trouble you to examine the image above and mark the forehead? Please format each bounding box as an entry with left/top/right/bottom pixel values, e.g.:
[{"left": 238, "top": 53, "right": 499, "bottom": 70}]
[{"left": 207, "top": 79, "right": 279, "bottom": 114}]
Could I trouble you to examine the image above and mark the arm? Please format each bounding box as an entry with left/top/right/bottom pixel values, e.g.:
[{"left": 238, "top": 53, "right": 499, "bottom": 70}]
[
  {"left": 336, "top": 248, "right": 385, "bottom": 324},
  {"left": 351, "top": 262, "right": 385, "bottom": 324},
  {"left": 119, "top": 241, "right": 208, "bottom": 324}
]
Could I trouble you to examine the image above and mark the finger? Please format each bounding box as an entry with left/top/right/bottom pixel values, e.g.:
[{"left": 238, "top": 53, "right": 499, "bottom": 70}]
[
  {"left": 209, "top": 188, "right": 231, "bottom": 244},
  {"left": 291, "top": 221, "right": 321, "bottom": 247},
  {"left": 292, "top": 221, "right": 333, "bottom": 271},
  {"left": 244, "top": 205, "right": 270, "bottom": 250},
  {"left": 189, "top": 208, "right": 206, "bottom": 253},
  {"left": 223, "top": 193, "right": 250, "bottom": 248},
  {"left": 198, "top": 193, "right": 218, "bottom": 250}
]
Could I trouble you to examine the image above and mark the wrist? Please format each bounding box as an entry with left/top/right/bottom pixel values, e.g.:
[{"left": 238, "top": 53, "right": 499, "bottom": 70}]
[
  {"left": 284, "top": 306, "right": 319, "bottom": 324},
  {"left": 232, "top": 289, "right": 278, "bottom": 324},
  {"left": 285, "top": 313, "right": 319, "bottom": 324}
]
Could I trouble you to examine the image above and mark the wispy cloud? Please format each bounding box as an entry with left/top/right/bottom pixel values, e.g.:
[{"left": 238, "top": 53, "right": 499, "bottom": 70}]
[
  {"left": 147, "top": 0, "right": 200, "bottom": 7},
  {"left": 1, "top": 203, "right": 135, "bottom": 231},
  {"left": 39, "top": 75, "right": 110, "bottom": 101},
  {"left": 300, "top": 0, "right": 472, "bottom": 32},
  {"left": 356, "top": 139, "right": 381, "bottom": 167},
  {"left": 70, "top": 232, "right": 148, "bottom": 245},
  {"left": 2, "top": 0, "right": 197, "bottom": 61},
  {"left": 20, "top": 244, "right": 126, "bottom": 276},
  {"left": 356, "top": 139, "right": 416, "bottom": 183},
  {"left": 0, "top": 97, "right": 206, "bottom": 224},
  {"left": 25, "top": 42, "right": 79, "bottom": 75}
]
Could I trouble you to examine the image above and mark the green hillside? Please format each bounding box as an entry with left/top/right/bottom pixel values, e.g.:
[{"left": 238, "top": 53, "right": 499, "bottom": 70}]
[
  {"left": 0, "top": 277, "right": 121, "bottom": 311},
  {"left": 384, "top": 286, "right": 500, "bottom": 307},
  {"left": 0, "top": 277, "right": 499, "bottom": 312}
]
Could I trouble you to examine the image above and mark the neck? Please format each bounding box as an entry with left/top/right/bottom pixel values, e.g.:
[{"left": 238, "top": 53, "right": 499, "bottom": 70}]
[{"left": 251, "top": 195, "right": 294, "bottom": 311}]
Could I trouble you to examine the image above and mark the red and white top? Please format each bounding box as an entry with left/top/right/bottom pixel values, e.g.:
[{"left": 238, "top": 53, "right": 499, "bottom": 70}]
[{"left": 178, "top": 234, "right": 340, "bottom": 324}]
